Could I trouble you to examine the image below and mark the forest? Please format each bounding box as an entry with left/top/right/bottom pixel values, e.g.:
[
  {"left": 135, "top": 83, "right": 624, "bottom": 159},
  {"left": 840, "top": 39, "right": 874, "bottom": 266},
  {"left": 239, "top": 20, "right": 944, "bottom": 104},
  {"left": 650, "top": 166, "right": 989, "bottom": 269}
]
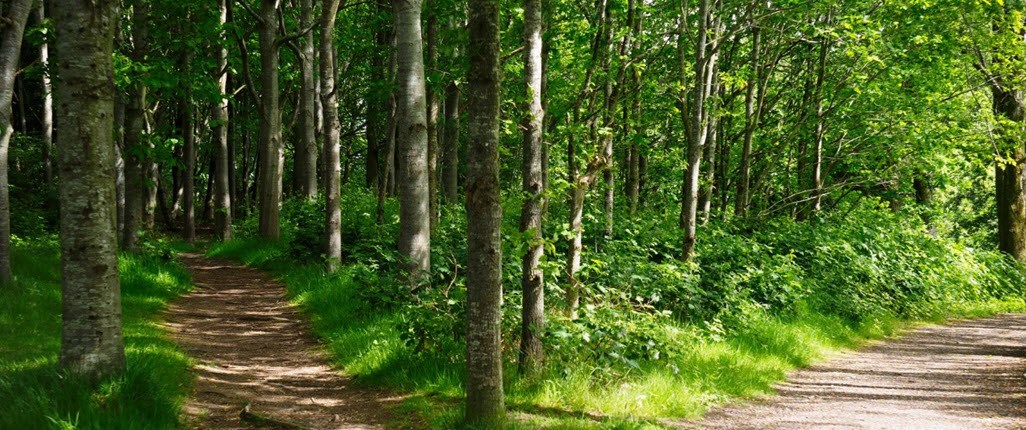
[{"left": 2, "top": 0, "right": 1026, "bottom": 428}]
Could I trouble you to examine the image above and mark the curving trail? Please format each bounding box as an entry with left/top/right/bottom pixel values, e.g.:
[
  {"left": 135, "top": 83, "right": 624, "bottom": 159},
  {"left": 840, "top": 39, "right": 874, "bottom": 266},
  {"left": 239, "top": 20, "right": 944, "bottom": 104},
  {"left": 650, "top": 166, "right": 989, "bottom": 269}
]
[
  {"left": 681, "top": 314, "right": 1026, "bottom": 430},
  {"left": 165, "top": 253, "right": 407, "bottom": 430}
]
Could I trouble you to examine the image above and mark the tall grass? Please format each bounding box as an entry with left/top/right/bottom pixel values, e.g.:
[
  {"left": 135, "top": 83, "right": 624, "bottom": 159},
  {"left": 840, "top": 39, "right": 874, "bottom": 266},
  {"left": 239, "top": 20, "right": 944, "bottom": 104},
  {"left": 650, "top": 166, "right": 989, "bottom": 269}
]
[{"left": 0, "top": 237, "right": 193, "bottom": 430}]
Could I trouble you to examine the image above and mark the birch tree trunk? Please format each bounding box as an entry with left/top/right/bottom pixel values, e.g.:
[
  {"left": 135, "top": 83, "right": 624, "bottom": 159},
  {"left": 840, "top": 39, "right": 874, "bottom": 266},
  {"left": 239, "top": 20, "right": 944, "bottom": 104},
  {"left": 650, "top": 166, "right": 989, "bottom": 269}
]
[
  {"left": 393, "top": 0, "right": 431, "bottom": 284},
  {"left": 53, "top": 0, "right": 125, "bottom": 381},
  {"left": 0, "top": 0, "right": 32, "bottom": 284},
  {"left": 322, "top": 0, "right": 343, "bottom": 270},
  {"left": 38, "top": 1, "right": 54, "bottom": 185},
  {"left": 426, "top": 0, "right": 439, "bottom": 228},
  {"left": 465, "top": 0, "right": 504, "bottom": 421},
  {"left": 518, "top": 0, "right": 545, "bottom": 375}
]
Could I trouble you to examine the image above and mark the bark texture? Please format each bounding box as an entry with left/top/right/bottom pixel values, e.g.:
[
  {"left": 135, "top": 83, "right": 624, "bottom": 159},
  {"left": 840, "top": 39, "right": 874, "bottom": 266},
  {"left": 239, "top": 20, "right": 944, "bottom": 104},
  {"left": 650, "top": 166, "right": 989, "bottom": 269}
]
[
  {"left": 322, "top": 0, "right": 343, "bottom": 270},
  {"left": 994, "top": 86, "right": 1026, "bottom": 261},
  {"left": 518, "top": 0, "right": 545, "bottom": 375},
  {"left": 465, "top": 0, "right": 505, "bottom": 421},
  {"left": 393, "top": 0, "right": 431, "bottom": 283},
  {"left": 213, "top": 0, "right": 232, "bottom": 241},
  {"left": 53, "top": 0, "right": 126, "bottom": 381},
  {"left": 257, "top": 0, "right": 283, "bottom": 240},
  {"left": 0, "top": 0, "right": 32, "bottom": 284},
  {"left": 296, "top": 0, "right": 319, "bottom": 199}
]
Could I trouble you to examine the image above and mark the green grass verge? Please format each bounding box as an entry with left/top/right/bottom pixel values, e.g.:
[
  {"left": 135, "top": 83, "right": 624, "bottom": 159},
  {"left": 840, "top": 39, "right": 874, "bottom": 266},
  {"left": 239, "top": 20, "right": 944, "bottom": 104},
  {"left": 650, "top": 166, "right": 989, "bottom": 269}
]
[
  {"left": 0, "top": 237, "right": 194, "bottom": 430},
  {"left": 209, "top": 237, "right": 1026, "bottom": 429}
]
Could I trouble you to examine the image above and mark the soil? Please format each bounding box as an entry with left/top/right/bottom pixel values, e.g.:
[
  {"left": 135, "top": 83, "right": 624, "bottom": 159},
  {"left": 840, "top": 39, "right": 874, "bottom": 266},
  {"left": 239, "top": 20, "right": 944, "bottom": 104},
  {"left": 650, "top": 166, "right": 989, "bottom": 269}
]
[
  {"left": 680, "top": 314, "right": 1026, "bottom": 430},
  {"left": 164, "top": 253, "right": 412, "bottom": 430}
]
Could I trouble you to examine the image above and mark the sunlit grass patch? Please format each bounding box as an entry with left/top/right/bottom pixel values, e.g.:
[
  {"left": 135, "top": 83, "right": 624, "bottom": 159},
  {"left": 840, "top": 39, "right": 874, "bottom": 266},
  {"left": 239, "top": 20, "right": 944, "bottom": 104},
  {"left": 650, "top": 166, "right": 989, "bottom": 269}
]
[{"left": 0, "top": 238, "right": 193, "bottom": 430}]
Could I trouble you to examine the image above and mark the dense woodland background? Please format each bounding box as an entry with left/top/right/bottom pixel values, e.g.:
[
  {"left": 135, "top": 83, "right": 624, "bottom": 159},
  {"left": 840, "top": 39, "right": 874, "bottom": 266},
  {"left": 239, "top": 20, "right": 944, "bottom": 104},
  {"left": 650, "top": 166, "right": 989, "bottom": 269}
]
[{"left": 2, "top": 0, "right": 1026, "bottom": 427}]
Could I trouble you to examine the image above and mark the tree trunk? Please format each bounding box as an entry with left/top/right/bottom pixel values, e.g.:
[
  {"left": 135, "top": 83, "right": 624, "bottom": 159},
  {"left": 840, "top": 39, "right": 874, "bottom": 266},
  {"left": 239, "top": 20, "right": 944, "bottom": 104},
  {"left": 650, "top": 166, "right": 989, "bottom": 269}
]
[
  {"left": 121, "top": 0, "right": 147, "bottom": 250},
  {"left": 258, "top": 0, "right": 283, "bottom": 240},
  {"left": 296, "top": 0, "right": 318, "bottom": 199},
  {"left": 680, "top": 0, "right": 720, "bottom": 262},
  {"left": 213, "top": 0, "right": 232, "bottom": 241},
  {"left": 442, "top": 82, "right": 460, "bottom": 202},
  {"left": 39, "top": 1, "right": 54, "bottom": 184},
  {"left": 426, "top": 0, "right": 439, "bottom": 229},
  {"left": 994, "top": 86, "right": 1026, "bottom": 261},
  {"left": 518, "top": 0, "right": 545, "bottom": 376},
  {"left": 464, "top": 0, "right": 504, "bottom": 422},
  {"left": 53, "top": 0, "right": 125, "bottom": 381},
  {"left": 735, "top": 25, "right": 760, "bottom": 218},
  {"left": 0, "top": 0, "right": 32, "bottom": 284},
  {"left": 183, "top": 96, "right": 196, "bottom": 243},
  {"left": 322, "top": 0, "right": 343, "bottom": 270},
  {"left": 393, "top": 0, "right": 431, "bottom": 284}
]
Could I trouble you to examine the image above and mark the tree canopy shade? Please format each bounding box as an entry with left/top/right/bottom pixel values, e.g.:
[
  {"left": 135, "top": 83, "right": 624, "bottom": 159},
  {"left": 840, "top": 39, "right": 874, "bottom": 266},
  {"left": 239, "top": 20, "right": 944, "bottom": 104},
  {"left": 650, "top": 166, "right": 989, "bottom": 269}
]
[{"left": 6, "top": 0, "right": 1026, "bottom": 425}]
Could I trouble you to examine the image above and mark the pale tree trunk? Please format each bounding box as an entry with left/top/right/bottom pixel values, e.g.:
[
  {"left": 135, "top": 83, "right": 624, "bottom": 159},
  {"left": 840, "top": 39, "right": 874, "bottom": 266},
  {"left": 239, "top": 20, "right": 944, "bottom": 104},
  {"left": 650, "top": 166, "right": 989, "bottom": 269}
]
[
  {"left": 442, "top": 82, "right": 460, "bottom": 203},
  {"left": 393, "top": 0, "right": 431, "bottom": 284},
  {"left": 626, "top": 2, "right": 642, "bottom": 217},
  {"left": 38, "top": 1, "right": 54, "bottom": 184},
  {"left": 53, "top": 0, "right": 125, "bottom": 381},
  {"left": 464, "top": 0, "right": 504, "bottom": 422},
  {"left": 213, "top": 0, "right": 232, "bottom": 241},
  {"left": 115, "top": 96, "right": 126, "bottom": 238},
  {"left": 296, "top": 0, "right": 318, "bottom": 199},
  {"left": 322, "top": 0, "right": 343, "bottom": 270},
  {"left": 0, "top": 0, "right": 32, "bottom": 284},
  {"left": 698, "top": 81, "right": 719, "bottom": 224},
  {"left": 258, "top": 0, "right": 283, "bottom": 240},
  {"left": 518, "top": 0, "right": 545, "bottom": 375},
  {"left": 680, "top": 0, "right": 720, "bottom": 262},
  {"left": 426, "top": 1, "right": 439, "bottom": 229},
  {"left": 735, "top": 25, "right": 760, "bottom": 218}
]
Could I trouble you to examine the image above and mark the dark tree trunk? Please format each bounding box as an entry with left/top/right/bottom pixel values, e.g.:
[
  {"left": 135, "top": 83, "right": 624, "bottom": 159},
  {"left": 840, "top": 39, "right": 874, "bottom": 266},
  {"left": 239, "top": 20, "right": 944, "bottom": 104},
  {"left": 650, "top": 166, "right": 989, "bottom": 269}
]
[
  {"left": 121, "top": 0, "right": 148, "bottom": 251},
  {"left": 442, "top": 82, "right": 460, "bottom": 202}
]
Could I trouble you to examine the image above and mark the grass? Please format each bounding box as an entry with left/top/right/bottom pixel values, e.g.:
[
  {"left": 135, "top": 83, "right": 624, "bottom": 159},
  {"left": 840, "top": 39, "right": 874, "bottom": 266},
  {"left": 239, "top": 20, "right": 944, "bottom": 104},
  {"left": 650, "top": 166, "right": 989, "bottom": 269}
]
[
  {"left": 209, "top": 236, "right": 1026, "bottom": 429},
  {"left": 0, "top": 237, "right": 194, "bottom": 430}
]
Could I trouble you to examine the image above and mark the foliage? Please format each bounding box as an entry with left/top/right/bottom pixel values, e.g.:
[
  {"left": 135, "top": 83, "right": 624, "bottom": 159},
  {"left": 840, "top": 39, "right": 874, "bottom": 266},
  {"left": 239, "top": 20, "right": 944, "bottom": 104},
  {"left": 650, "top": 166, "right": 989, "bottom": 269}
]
[{"left": 211, "top": 188, "right": 1026, "bottom": 428}]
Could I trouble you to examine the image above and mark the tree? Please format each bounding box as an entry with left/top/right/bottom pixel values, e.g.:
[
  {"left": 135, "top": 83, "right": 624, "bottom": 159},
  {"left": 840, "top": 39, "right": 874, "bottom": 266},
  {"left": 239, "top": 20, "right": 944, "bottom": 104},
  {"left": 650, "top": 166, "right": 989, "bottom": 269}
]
[
  {"left": 38, "top": 1, "right": 54, "bottom": 185},
  {"left": 679, "top": 0, "right": 722, "bottom": 262},
  {"left": 213, "top": 0, "right": 233, "bottom": 241},
  {"left": 393, "top": 0, "right": 431, "bottom": 284},
  {"left": 0, "top": 0, "right": 33, "bottom": 284},
  {"left": 518, "top": 0, "right": 546, "bottom": 375},
  {"left": 322, "top": 0, "right": 343, "bottom": 270},
  {"left": 53, "top": 0, "right": 125, "bottom": 381},
  {"left": 122, "top": 0, "right": 148, "bottom": 250},
  {"left": 256, "top": 0, "right": 284, "bottom": 240},
  {"left": 295, "top": 0, "right": 319, "bottom": 199},
  {"left": 464, "top": 0, "right": 504, "bottom": 420}
]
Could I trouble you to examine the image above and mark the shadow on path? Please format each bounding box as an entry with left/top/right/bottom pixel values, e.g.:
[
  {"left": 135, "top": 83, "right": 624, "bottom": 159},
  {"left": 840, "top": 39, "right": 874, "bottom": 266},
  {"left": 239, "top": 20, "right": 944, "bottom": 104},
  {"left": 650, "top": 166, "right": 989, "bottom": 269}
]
[{"left": 165, "top": 253, "right": 411, "bottom": 429}]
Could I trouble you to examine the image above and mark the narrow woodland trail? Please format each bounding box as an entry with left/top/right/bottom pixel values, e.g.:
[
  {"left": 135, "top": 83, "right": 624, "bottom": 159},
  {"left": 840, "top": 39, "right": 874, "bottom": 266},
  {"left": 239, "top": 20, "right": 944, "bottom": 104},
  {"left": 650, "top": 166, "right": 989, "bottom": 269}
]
[
  {"left": 683, "top": 314, "right": 1026, "bottom": 430},
  {"left": 165, "top": 253, "right": 407, "bottom": 430}
]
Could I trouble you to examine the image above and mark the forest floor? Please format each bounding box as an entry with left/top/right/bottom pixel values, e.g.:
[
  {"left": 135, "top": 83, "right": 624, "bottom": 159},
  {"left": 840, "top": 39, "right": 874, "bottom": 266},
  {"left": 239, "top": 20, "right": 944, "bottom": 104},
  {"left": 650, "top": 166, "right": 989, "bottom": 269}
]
[
  {"left": 680, "top": 314, "right": 1026, "bottom": 430},
  {"left": 164, "top": 253, "right": 411, "bottom": 429}
]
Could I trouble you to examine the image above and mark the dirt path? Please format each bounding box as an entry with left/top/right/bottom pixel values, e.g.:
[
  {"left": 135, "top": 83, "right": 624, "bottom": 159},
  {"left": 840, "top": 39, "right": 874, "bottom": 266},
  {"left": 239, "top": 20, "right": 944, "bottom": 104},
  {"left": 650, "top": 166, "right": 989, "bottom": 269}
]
[
  {"left": 681, "top": 314, "right": 1026, "bottom": 430},
  {"left": 165, "top": 253, "right": 407, "bottom": 430}
]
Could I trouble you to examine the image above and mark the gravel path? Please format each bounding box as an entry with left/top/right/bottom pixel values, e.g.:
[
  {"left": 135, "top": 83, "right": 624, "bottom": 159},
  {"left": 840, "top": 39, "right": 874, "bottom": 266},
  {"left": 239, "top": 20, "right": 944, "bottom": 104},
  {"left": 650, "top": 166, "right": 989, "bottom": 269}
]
[
  {"left": 680, "top": 314, "right": 1026, "bottom": 430},
  {"left": 165, "top": 253, "right": 407, "bottom": 429}
]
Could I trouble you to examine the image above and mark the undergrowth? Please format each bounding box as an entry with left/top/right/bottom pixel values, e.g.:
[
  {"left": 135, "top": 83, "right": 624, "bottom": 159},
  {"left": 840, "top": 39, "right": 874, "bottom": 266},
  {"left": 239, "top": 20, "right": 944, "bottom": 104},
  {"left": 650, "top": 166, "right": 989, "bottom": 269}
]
[
  {"left": 209, "top": 187, "right": 1026, "bottom": 429},
  {"left": 0, "top": 237, "right": 193, "bottom": 430}
]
